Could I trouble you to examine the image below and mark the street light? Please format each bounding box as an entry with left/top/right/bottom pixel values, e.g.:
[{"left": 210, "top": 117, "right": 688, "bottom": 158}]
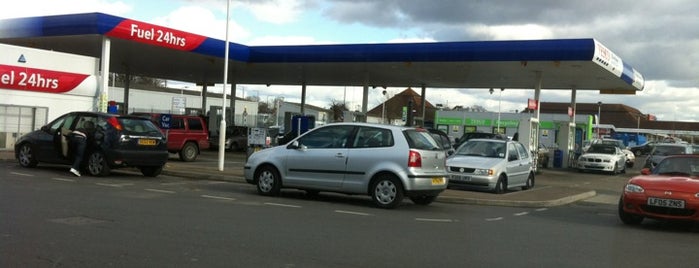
[
  {"left": 489, "top": 88, "right": 504, "bottom": 134},
  {"left": 597, "top": 101, "right": 602, "bottom": 138}
]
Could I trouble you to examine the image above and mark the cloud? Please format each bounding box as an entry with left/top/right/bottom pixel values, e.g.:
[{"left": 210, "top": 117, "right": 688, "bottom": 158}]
[
  {"left": 150, "top": 5, "right": 250, "bottom": 42},
  {"left": 0, "top": 0, "right": 132, "bottom": 19}
]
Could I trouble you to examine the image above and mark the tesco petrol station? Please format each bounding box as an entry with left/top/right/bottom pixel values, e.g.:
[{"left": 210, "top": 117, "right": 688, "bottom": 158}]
[{"left": 0, "top": 12, "right": 645, "bottom": 168}]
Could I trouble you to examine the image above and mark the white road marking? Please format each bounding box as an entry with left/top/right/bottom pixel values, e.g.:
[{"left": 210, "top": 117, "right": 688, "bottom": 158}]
[
  {"left": 10, "top": 172, "right": 33, "bottom": 177},
  {"left": 201, "top": 195, "right": 236, "bottom": 201},
  {"left": 52, "top": 178, "right": 76, "bottom": 182},
  {"left": 485, "top": 217, "right": 504, "bottom": 221},
  {"left": 96, "top": 183, "right": 134, "bottom": 188},
  {"left": 514, "top": 212, "right": 529, "bottom": 216},
  {"left": 335, "top": 210, "right": 371, "bottom": 216},
  {"left": 535, "top": 208, "right": 548, "bottom": 212},
  {"left": 207, "top": 181, "right": 227, "bottom": 185},
  {"left": 415, "top": 218, "right": 454, "bottom": 223},
  {"left": 145, "top": 188, "right": 176, "bottom": 194},
  {"left": 264, "top": 202, "right": 301, "bottom": 208}
]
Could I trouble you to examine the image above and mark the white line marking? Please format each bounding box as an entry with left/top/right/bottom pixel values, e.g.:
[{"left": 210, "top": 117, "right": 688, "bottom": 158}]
[
  {"left": 207, "top": 181, "right": 227, "bottom": 185},
  {"left": 160, "top": 182, "right": 189, "bottom": 186},
  {"left": 145, "top": 188, "right": 176, "bottom": 194},
  {"left": 335, "top": 210, "right": 371, "bottom": 216},
  {"left": 95, "top": 183, "right": 134, "bottom": 188},
  {"left": 485, "top": 217, "right": 504, "bottom": 221},
  {"left": 415, "top": 218, "right": 454, "bottom": 223},
  {"left": 535, "top": 208, "right": 548, "bottom": 212},
  {"left": 201, "top": 195, "right": 236, "bottom": 201},
  {"left": 52, "top": 178, "right": 76, "bottom": 182},
  {"left": 514, "top": 212, "right": 529, "bottom": 216},
  {"left": 10, "top": 172, "right": 33, "bottom": 177},
  {"left": 264, "top": 202, "right": 301, "bottom": 208}
]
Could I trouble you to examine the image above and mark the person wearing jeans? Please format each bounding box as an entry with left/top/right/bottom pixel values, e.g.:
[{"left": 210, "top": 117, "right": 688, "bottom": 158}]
[{"left": 69, "top": 127, "right": 89, "bottom": 177}]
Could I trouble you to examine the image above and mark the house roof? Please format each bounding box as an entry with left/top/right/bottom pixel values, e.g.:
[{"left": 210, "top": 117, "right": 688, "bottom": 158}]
[{"left": 366, "top": 88, "right": 436, "bottom": 121}]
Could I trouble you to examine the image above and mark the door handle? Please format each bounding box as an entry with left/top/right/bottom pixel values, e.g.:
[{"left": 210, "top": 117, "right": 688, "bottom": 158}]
[{"left": 335, "top": 153, "right": 344, "bottom": 158}]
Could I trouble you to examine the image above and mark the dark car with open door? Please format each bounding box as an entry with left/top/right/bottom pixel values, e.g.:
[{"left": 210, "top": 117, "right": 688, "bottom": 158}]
[{"left": 15, "top": 111, "right": 168, "bottom": 177}]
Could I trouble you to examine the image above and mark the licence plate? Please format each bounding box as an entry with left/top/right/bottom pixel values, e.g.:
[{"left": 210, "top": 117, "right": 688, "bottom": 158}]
[
  {"left": 452, "top": 175, "right": 471, "bottom": 181},
  {"left": 138, "top": 139, "right": 156, "bottom": 146},
  {"left": 431, "top": 177, "right": 445, "bottom": 185},
  {"left": 647, "top": 197, "right": 685, "bottom": 209}
]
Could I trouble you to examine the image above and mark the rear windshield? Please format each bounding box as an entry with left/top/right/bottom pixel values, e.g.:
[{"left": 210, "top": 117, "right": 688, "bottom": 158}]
[
  {"left": 653, "top": 145, "right": 689, "bottom": 156},
  {"left": 403, "top": 129, "right": 441, "bottom": 150},
  {"left": 118, "top": 118, "right": 163, "bottom": 135}
]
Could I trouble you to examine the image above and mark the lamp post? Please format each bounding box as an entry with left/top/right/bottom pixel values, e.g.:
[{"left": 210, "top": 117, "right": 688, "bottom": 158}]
[
  {"left": 597, "top": 101, "right": 602, "bottom": 139},
  {"left": 498, "top": 88, "right": 504, "bottom": 133}
]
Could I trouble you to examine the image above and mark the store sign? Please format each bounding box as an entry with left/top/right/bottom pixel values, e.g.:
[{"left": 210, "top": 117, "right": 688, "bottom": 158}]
[
  {"left": 106, "top": 19, "right": 207, "bottom": 51},
  {"left": 0, "top": 64, "right": 89, "bottom": 93}
]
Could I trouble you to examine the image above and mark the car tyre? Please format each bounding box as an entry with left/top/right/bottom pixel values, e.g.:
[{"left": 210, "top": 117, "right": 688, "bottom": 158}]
[
  {"left": 87, "top": 151, "right": 110, "bottom": 176},
  {"left": 410, "top": 195, "right": 437, "bottom": 205},
  {"left": 140, "top": 166, "right": 163, "bottom": 177},
  {"left": 17, "top": 143, "right": 38, "bottom": 168},
  {"left": 229, "top": 142, "right": 240, "bottom": 152},
  {"left": 371, "top": 174, "right": 404, "bottom": 209},
  {"left": 179, "top": 142, "right": 198, "bottom": 162},
  {"left": 618, "top": 198, "right": 643, "bottom": 225},
  {"left": 610, "top": 163, "right": 619, "bottom": 175},
  {"left": 522, "top": 172, "right": 535, "bottom": 190},
  {"left": 493, "top": 175, "right": 507, "bottom": 194},
  {"left": 256, "top": 165, "right": 281, "bottom": 196}
]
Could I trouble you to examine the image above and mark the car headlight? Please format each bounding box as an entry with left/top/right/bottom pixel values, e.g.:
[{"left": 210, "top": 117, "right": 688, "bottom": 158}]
[
  {"left": 473, "top": 169, "right": 493, "bottom": 176},
  {"left": 624, "top": 184, "right": 644, "bottom": 193},
  {"left": 695, "top": 193, "right": 699, "bottom": 198}
]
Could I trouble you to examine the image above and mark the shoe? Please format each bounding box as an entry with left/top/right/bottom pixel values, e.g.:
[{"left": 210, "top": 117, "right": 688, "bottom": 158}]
[{"left": 69, "top": 168, "right": 81, "bottom": 177}]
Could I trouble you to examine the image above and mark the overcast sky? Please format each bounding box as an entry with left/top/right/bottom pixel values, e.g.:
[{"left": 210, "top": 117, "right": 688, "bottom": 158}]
[{"left": 2, "top": 0, "right": 698, "bottom": 121}]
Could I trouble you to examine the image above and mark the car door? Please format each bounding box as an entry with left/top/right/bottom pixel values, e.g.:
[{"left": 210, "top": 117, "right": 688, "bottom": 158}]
[
  {"left": 505, "top": 142, "right": 528, "bottom": 185},
  {"left": 343, "top": 126, "right": 395, "bottom": 193},
  {"left": 514, "top": 142, "right": 533, "bottom": 184},
  {"left": 33, "top": 114, "right": 71, "bottom": 163},
  {"left": 283, "top": 125, "right": 355, "bottom": 190}
]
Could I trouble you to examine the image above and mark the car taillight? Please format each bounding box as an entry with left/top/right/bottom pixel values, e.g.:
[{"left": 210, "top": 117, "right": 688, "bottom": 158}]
[
  {"left": 107, "top": 117, "right": 123, "bottom": 131},
  {"left": 408, "top": 150, "right": 422, "bottom": 168}
]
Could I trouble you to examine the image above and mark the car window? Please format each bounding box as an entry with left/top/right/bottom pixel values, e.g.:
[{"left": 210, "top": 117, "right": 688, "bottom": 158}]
[
  {"left": 354, "top": 126, "right": 393, "bottom": 148},
  {"left": 171, "top": 117, "right": 185, "bottom": 130},
  {"left": 297, "top": 125, "right": 354, "bottom": 149},
  {"left": 515, "top": 142, "right": 529, "bottom": 159},
  {"left": 119, "top": 118, "right": 162, "bottom": 134},
  {"left": 187, "top": 118, "right": 204, "bottom": 130},
  {"left": 60, "top": 114, "right": 78, "bottom": 134},
  {"left": 404, "top": 129, "right": 440, "bottom": 150},
  {"left": 655, "top": 157, "right": 696, "bottom": 176},
  {"left": 47, "top": 115, "right": 67, "bottom": 133},
  {"left": 507, "top": 143, "right": 519, "bottom": 161},
  {"left": 653, "top": 145, "right": 687, "bottom": 156},
  {"left": 76, "top": 115, "right": 98, "bottom": 132}
]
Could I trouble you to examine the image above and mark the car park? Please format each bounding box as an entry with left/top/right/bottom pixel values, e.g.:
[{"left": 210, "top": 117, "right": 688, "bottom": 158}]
[
  {"left": 618, "top": 155, "right": 699, "bottom": 225},
  {"left": 643, "top": 143, "right": 693, "bottom": 169},
  {"left": 576, "top": 144, "right": 627, "bottom": 174},
  {"left": 446, "top": 138, "right": 535, "bottom": 193},
  {"left": 15, "top": 111, "right": 168, "bottom": 177},
  {"left": 243, "top": 123, "right": 449, "bottom": 209},
  {"left": 133, "top": 113, "right": 210, "bottom": 162}
]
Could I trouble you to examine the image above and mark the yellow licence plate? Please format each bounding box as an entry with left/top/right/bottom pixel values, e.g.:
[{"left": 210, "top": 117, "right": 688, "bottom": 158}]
[
  {"left": 138, "top": 139, "right": 156, "bottom": 146},
  {"left": 431, "top": 177, "right": 445, "bottom": 185}
]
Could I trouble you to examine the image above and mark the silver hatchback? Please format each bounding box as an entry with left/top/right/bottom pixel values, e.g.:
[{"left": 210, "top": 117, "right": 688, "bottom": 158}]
[
  {"left": 244, "top": 123, "right": 449, "bottom": 208},
  {"left": 446, "top": 139, "right": 535, "bottom": 193}
]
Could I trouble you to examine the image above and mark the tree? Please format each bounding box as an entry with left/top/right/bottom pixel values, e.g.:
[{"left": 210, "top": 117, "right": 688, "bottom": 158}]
[{"left": 328, "top": 100, "right": 349, "bottom": 122}]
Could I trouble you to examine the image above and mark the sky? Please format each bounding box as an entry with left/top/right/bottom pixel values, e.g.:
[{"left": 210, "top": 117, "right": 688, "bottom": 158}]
[{"left": 2, "top": 0, "right": 698, "bottom": 121}]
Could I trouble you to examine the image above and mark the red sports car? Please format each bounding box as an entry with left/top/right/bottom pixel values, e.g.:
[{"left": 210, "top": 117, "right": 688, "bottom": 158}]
[{"left": 619, "top": 155, "right": 699, "bottom": 225}]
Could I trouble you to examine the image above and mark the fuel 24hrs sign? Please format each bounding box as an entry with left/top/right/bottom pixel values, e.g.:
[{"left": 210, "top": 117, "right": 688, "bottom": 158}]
[{"left": 0, "top": 64, "right": 89, "bottom": 93}]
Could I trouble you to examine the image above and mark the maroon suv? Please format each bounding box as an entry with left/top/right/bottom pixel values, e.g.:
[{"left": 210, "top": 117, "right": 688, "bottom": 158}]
[{"left": 133, "top": 113, "right": 210, "bottom": 162}]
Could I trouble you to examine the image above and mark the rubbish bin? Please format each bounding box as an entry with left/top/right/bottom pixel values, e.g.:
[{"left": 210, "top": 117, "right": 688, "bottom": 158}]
[{"left": 553, "top": 149, "right": 563, "bottom": 168}]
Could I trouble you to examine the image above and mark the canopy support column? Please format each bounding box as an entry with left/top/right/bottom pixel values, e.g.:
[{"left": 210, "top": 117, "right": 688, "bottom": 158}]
[
  {"left": 98, "top": 37, "right": 111, "bottom": 113},
  {"left": 420, "top": 85, "right": 426, "bottom": 127},
  {"left": 123, "top": 71, "right": 130, "bottom": 114},
  {"left": 300, "top": 83, "right": 306, "bottom": 115}
]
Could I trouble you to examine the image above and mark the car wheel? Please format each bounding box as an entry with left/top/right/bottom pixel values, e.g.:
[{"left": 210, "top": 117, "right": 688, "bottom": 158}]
[
  {"left": 87, "top": 151, "right": 110, "bottom": 176},
  {"left": 371, "top": 174, "right": 404, "bottom": 209},
  {"left": 256, "top": 165, "right": 281, "bottom": 196},
  {"left": 618, "top": 198, "right": 643, "bottom": 225},
  {"left": 179, "top": 142, "right": 198, "bottom": 162},
  {"left": 17, "top": 143, "right": 38, "bottom": 168},
  {"left": 522, "top": 172, "right": 535, "bottom": 190},
  {"left": 140, "top": 166, "right": 163, "bottom": 177},
  {"left": 493, "top": 175, "right": 507, "bottom": 194},
  {"left": 410, "top": 195, "right": 437, "bottom": 205}
]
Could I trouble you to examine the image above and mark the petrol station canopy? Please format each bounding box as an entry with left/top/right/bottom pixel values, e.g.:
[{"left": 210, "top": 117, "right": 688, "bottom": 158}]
[{"left": 0, "top": 12, "right": 644, "bottom": 92}]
